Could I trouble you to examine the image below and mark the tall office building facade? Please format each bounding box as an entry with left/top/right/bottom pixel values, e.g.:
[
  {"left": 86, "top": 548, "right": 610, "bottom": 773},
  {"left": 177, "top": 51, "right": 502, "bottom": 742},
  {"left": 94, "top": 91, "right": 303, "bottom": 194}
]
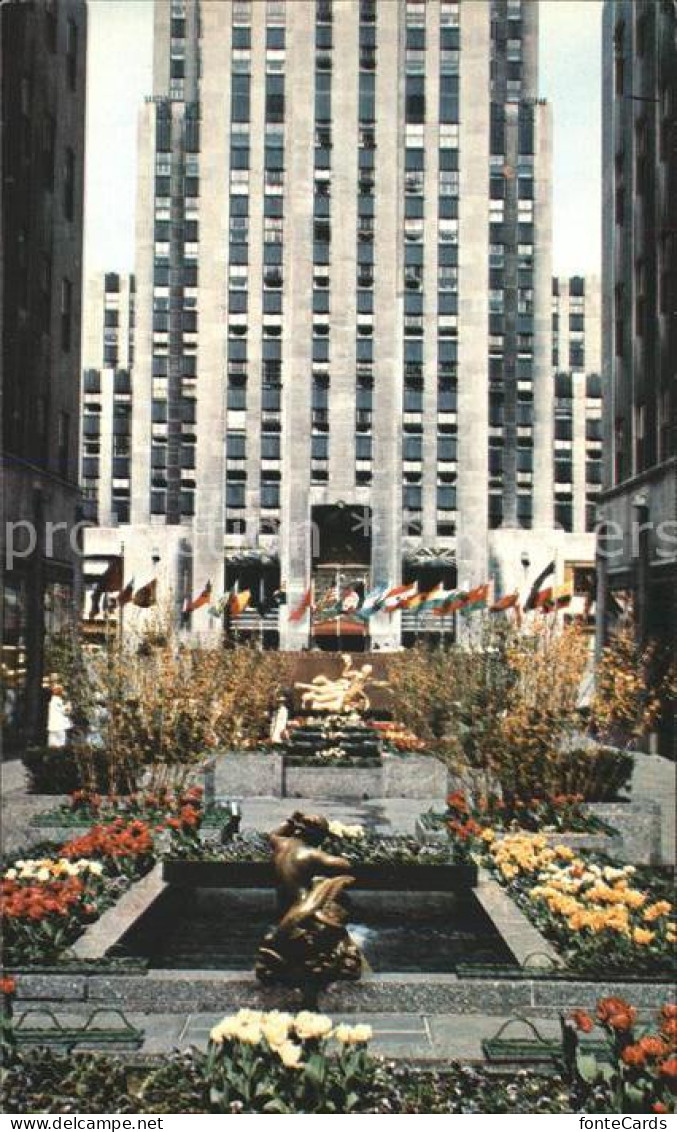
[
  {"left": 2, "top": 0, "right": 87, "bottom": 743},
  {"left": 551, "top": 275, "right": 603, "bottom": 536},
  {"left": 598, "top": 0, "right": 676, "bottom": 751},
  {"left": 86, "top": 0, "right": 562, "bottom": 647},
  {"left": 81, "top": 272, "right": 136, "bottom": 528}
]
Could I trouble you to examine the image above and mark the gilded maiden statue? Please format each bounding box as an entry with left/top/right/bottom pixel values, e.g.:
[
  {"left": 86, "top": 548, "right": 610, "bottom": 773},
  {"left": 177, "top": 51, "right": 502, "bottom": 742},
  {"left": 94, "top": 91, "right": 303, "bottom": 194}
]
[
  {"left": 255, "top": 812, "right": 363, "bottom": 994},
  {"left": 294, "top": 653, "right": 377, "bottom": 714}
]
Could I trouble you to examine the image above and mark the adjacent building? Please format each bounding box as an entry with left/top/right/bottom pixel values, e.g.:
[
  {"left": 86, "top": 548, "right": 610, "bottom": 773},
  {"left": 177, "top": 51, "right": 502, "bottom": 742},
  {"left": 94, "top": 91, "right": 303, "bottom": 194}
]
[
  {"left": 81, "top": 272, "right": 136, "bottom": 528},
  {"left": 551, "top": 275, "right": 603, "bottom": 536},
  {"left": 2, "top": 0, "right": 87, "bottom": 745},
  {"left": 599, "top": 0, "right": 676, "bottom": 752},
  {"left": 84, "top": 0, "right": 593, "bottom": 646}
]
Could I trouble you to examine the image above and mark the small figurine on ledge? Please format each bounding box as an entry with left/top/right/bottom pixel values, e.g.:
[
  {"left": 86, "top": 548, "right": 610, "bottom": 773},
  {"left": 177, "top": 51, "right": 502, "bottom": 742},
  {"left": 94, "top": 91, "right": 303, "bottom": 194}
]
[{"left": 269, "top": 691, "right": 291, "bottom": 745}]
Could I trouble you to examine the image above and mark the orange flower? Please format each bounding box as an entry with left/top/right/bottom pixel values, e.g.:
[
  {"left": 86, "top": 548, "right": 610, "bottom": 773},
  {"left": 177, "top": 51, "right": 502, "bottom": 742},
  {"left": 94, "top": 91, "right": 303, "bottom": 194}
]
[
  {"left": 661, "top": 1004, "right": 677, "bottom": 1021},
  {"left": 570, "top": 1010, "right": 594, "bottom": 1034},
  {"left": 0, "top": 976, "right": 16, "bottom": 995},
  {"left": 597, "top": 996, "right": 632, "bottom": 1023},
  {"left": 621, "top": 1044, "right": 646, "bottom": 1068},
  {"left": 652, "top": 1103, "right": 669, "bottom": 1114},
  {"left": 660, "top": 1018, "right": 677, "bottom": 1046},
  {"left": 639, "top": 1035, "right": 669, "bottom": 1060},
  {"left": 608, "top": 1009, "right": 638, "bottom": 1032}
]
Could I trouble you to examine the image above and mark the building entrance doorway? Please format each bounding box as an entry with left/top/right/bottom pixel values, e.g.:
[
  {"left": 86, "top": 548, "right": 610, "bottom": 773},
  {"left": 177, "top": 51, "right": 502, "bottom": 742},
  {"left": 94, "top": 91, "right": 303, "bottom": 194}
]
[{"left": 310, "top": 505, "right": 371, "bottom": 651}]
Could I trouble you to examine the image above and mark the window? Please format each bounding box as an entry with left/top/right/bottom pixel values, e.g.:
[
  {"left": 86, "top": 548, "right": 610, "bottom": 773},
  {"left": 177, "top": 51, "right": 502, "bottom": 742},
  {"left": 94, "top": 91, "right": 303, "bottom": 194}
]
[
  {"left": 438, "top": 435, "right": 457, "bottom": 462},
  {"left": 439, "top": 76, "right": 459, "bottom": 122},
  {"left": 266, "top": 73, "right": 285, "bottom": 122},
  {"left": 60, "top": 279, "right": 73, "bottom": 352},
  {"left": 227, "top": 382, "right": 247, "bottom": 410},
  {"left": 226, "top": 482, "right": 246, "bottom": 509},
  {"left": 62, "top": 148, "right": 76, "bottom": 220},
  {"left": 405, "top": 75, "right": 425, "bottom": 123},
  {"left": 261, "top": 480, "right": 280, "bottom": 509},
  {"left": 312, "top": 434, "right": 328, "bottom": 460},
  {"left": 355, "top": 434, "right": 372, "bottom": 460},
  {"left": 56, "top": 412, "right": 70, "bottom": 478},
  {"left": 261, "top": 433, "right": 280, "bottom": 459},
  {"left": 403, "top": 434, "right": 422, "bottom": 461},
  {"left": 437, "top": 485, "right": 456, "bottom": 511},
  {"left": 66, "top": 19, "right": 78, "bottom": 90},
  {"left": 232, "top": 73, "right": 251, "bottom": 122},
  {"left": 403, "top": 484, "right": 422, "bottom": 511}
]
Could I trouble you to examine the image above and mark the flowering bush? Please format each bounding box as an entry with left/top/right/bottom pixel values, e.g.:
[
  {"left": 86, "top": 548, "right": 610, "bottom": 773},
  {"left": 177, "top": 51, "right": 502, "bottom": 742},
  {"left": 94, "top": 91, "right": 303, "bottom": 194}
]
[
  {"left": 2, "top": 817, "right": 160, "bottom": 965},
  {"left": 370, "top": 721, "right": 426, "bottom": 751},
  {"left": 1, "top": 874, "right": 100, "bottom": 966},
  {"left": 388, "top": 620, "right": 666, "bottom": 805},
  {"left": 440, "top": 789, "right": 611, "bottom": 839},
  {"left": 488, "top": 834, "right": 676, "bottom": 974},
  {"left": 47, "top": 619, "right": 291, "bottom": 795},
  {"left": 206, "top": 1009, "right": 374, "bottom": 1113},
  {"left": 565, "top": 998, "right": 677, "bottom": 1113},
  {"left": 60, "top": 819, "right": 155, "bottom": 878}
]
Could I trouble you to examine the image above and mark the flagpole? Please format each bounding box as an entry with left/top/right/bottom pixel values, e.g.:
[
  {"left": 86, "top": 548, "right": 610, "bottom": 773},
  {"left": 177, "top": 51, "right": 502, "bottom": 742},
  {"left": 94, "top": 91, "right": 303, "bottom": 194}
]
[{"left": 118, "top": 541, "right": 125, "bottom": 646}]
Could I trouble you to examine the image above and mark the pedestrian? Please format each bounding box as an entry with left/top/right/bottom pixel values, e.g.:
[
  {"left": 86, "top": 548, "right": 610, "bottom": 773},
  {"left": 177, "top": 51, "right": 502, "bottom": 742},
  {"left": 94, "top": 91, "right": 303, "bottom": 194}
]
[{"left": 47, "top": 684, "right": 72, "bottom": 749}]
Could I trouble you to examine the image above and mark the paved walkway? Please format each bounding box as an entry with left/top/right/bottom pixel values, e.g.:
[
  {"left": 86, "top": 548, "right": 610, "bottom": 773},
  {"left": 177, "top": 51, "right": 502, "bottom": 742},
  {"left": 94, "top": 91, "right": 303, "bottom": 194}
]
[
  {"left": 24, "top": 1009, "right": 568, "bottom": 1060},
  {"left": 631, "top": 752, "right": 675, "bottom": 863}
]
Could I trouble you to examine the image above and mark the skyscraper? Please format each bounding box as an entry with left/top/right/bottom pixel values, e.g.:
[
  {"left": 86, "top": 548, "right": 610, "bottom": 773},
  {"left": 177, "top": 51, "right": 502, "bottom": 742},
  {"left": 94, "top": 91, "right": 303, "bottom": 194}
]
[
  {"left": 551, "top": 275, "right": 603, "bottom": 537},
  {"left": 2, "top": 0, "right": 87, "bottom": 744},
  {"left": 598, "top": 0, "right": 676, "bottom": 752},
  {"left": 85, "top": 0, "right": 573, "bottom": 648}
]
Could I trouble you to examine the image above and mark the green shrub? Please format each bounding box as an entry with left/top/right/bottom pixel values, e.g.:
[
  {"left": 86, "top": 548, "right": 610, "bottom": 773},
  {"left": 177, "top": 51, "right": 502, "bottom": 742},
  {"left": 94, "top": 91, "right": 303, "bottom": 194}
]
[{"left": 23, "top": 747, "right": 114, "bottom": 795}]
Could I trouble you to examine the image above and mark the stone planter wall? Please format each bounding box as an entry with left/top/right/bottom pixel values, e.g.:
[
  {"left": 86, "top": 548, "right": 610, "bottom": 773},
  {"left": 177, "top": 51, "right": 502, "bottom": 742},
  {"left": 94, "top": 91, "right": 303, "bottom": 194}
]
[{"left": 206, "top": 752, "right": 448, "bottom": 801}]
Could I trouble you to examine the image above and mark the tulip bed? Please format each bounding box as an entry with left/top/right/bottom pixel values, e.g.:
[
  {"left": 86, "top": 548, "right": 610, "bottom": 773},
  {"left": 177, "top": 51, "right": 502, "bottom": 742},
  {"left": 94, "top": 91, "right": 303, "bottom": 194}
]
[
  {"left": 484, "top": 834, "right": 676, "bottom": 976},
  {"left": 2, "top": 1000, "right": 675, "bottom": 1114},
  {"left": 1, "top": 791, "right": 203, "bottom": 967},
  {"left": 31, "top": 787, "right": 206, "bottom": 829}
]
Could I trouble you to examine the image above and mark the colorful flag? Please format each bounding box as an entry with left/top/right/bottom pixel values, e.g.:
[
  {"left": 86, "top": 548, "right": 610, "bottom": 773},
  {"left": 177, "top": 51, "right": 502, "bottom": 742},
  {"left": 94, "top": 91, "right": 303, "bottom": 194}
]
[
  {"left": 355, "top": 584, "right": 389, "bottom": 620},
  {"left": 118, "top": 578, "right": 134, "bottom": 607},
  {"left": 229, "top": 588, "right": 251, "bottom": 617},
  {"left": 538, "top": 583, "right": 573, "bottom": 612},
  {"left": 289, "top": 586, "right": 313, "bottom": 623},
  {"left": 434, "top": 590, "right": 468, "bottom": 616},
  {"left": 184, "top": 581, "right": 212, "bottom": 616},
  {"left": 383, "top": 582, "right": 418, "bottom": 612},
  {"left": 461, "top": 583, "right": 491, "bottom": 613},
  {"left": 208, "top": 592, "right": 229, "bottom": 618},
  {"left": 405, "top": 583, "right": 448, "bottom": 612},
  {"left": 132, "top": 579, "right": 157, "bottom": 608},
  {"left": 490, "top": 591, "right": 520, "bottom": 613},
  {"left": 341, "top": 587, "right": 361, "bottom": 613},
  {"left": 89, "top": 558, "right": 124, "bottom": 618},
  {"left": 98, "top": 557, "right": 123, "bottom": 593},
  {"left": 524, "top": 560, "right": 556, "bottom": 611}
]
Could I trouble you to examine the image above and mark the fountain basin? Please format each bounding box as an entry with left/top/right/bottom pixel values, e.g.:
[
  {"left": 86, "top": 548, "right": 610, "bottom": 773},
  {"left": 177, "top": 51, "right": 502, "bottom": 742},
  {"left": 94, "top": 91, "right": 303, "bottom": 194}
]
[
  {"left": 162, "top": 859, "right": 477, "bottom": 891},
  {"left": 112, "top": 884, "right": 512, "bottom": 975}
]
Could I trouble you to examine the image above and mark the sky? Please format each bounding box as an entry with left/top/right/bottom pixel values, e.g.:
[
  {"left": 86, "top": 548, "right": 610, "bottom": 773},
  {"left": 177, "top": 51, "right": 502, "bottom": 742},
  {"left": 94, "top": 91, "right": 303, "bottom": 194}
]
[{"left": 84, "top": 0, "right": 603, "bottom": 280}]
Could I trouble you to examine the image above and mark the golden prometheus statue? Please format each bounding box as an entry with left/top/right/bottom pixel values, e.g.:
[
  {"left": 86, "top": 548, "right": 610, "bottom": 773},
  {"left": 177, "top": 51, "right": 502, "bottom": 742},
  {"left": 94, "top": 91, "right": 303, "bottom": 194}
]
[{"left": 294, "top": 653, "right": 378, "bottom": 714}]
